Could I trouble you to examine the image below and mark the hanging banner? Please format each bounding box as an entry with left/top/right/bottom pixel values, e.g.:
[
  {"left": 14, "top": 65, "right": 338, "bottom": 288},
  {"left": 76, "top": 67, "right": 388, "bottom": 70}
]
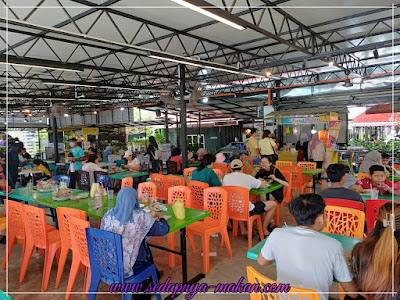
[
  {"left": 324, "top": 120, "right": 342, "bottom": 172},
  {"left": 279, "top": 115, "right": 329, "bottom": 124},
  {"left": 82, "top": 127, "right": 99, "bottom": 136}
]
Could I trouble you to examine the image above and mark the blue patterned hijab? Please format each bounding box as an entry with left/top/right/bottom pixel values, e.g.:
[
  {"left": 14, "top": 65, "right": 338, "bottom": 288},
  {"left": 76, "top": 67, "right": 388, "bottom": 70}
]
[{"left": 101, "top": 187, "right": 155, "bottom": 276}]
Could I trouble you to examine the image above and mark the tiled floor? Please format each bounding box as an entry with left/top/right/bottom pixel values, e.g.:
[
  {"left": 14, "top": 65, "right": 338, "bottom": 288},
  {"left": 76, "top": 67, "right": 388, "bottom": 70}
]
[{"left": 0, "top": 176, "right": 353, "bottom": 300}]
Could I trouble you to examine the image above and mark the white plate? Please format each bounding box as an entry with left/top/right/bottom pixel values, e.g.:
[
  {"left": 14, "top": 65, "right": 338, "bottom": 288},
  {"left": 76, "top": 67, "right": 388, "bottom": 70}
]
[
  {"left": 36, "top": 188, "right": 55, "bottom": 193},
  {"left": 140, "top": 203, "right": 145, "bottom": 208},
  {"left": 53, "top": 196, "right": 70, "bottom": 201}
]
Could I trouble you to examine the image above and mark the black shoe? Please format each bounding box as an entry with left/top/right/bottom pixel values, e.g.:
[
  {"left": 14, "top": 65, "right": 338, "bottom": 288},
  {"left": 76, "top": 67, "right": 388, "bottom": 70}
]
[
  {"left": 268, "top": 224, "right": 278, "bottom": 233},
  {"left": 0, "top": 236, "right": 6, "bottom": 244}
]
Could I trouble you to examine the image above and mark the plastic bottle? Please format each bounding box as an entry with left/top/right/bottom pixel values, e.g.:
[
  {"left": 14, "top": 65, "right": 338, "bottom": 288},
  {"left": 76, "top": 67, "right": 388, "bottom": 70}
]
[
  {"left": 70, "top": 161, "right": 75, "bottom": 172},
  {"left": 95, "top": 192, "right": 103, "bottom": 209}
]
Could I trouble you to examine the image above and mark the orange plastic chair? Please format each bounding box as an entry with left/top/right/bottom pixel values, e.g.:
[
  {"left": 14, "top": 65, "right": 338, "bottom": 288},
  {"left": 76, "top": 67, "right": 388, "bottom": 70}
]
[
  {"left": 282, "top": 165, "right": 305, "bottom": 196},
  {"left": 167, "top": 175, "right": 185, "bottom": 188},
  {"left": 183, "top": 167, "right": 196, "bottom": 180},
  {"left": 167, "top": 186, "right": 192, "bottom": 268},
  {"left": 65, "top": 216, "right": 91, "bottom": 300},
  {"left": 121, "top": 177, "right": 133, "bottom": 188},
  {"left": 224, "top": 186, "right": 264, "bottom": 249},
  {"left": 243, "top": 157, "right": 253, "bottom": 165},
  {"left": 55, "top": 207, "right": 87, "bottom": 289},
  {"left": 187, "top": 180, "right": 209, "bottom": 210},
  {"left": 246, "top": 266, "right": 319, "bottom": 300},
  {"left": 0, "top": 216, "right": 5, "bottom": 232},
  {"left": 150, "top": 174, "right": 169, "bottom": 201},
  {"left": 323, "top": 205, "right": 365, "bottom": 238},
  {"left": 137, "top": 182, "right": 157, "bottom": 201},
  {"left": 20, "top": 205, "right": 61, "bottom": 291},
  {"left": 187, "top": 187, "right": 232, "bottom": 273},
  {"left": 275, "top": 160, "right": 292, "bottom": 170},
  {"left": 214, "top": 163, "right": 227, "bottom": 174},
  {"left": 272, "top": 170, "right": 293, "bottom": 227},
  {"left": 298, "top": 161, "right": 316, "bottom": 188},
  {"left": 394, "top": 164, "right": 400, "bottom": 170},
  {"left": 357, "top": 173, "right": 370, "bottom": 181}
]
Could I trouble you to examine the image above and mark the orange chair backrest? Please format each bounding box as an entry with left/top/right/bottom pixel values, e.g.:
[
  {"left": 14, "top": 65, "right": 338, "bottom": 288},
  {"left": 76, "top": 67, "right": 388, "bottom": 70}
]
[
  {"left": 212, "top": 168, "right": 223, "bottom": 177},
  {"left": 323, "top": 205, "right": 365, "bottom": 238},
  {"left": 4, "top": 199, "right": 25, "bottom": 240},
  {"left": 137, "top": 182, "right": 157, "bottom": 201},
  {"left": 214, "top": 163, "right": 227, "bottom": 174},
  {"left": 167, "top": 175, "right": 185, "bottom": 188},
  {"left": 243, "top": 157, "right": 253, "bottom": 165},
  {"left": 280, "top": 170, "right": 293, "bottom": 204},
  {"left": 183, "top": 167, "right": 196, "bottom": 178},
  {"left": 203, "top": 187, "right": 228, "bottom": 227},
  {"left": 121, "top": 177, "right": 133, "bottom": 188},
  {"left": 22, "top": 205, "right": 48, "bottom": 249},
  {"left": 150, "top": 174, "right": 168, "bottom": 201},
  {"left": 167, "top": 186, "right": 192, "bottom": 207},
  {"left": 246, "top": 266, "right": 319, "bottom": 300},
  {"left": 393, "top": 164, "right": 400, "bottom": 170},
  {"left": 69, "top": 216, "right": 91, "bottom": 267},
  {"left": 187, "top": 180, "right": 209, "bottom": 210},
  {"left": 276, "top": 161, "right": 292, "bottom": 170},
  {"left": 56, "top": 207, "right": 87, "bottom": 251},
  {"left": 298, "top": 161, "right": 317, "bottom": 170},
  {"left": 357, "top": 173, "right": 370, "bottom": 181},
  {"left": 281, "top": 166, "right": 303, "bottom": 190},
  {"left": 223, "top": 186, "right": 249, "bottom": 222}
]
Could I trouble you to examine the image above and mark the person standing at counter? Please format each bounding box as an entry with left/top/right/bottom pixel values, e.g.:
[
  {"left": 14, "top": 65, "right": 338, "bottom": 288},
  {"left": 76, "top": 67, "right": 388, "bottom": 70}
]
[
  {"left": 259, "top": 130, "right": 278, "bottom": 163},
  {"left": 68, "top": 138, "right": 85, "bottom": 188},
  {"left": 309, "top": 133, "right": 325, "bottom": 182},
  {"left": 246, "top": 128, "right": 260, "bottom": 159},
  {"left": 296, "top": 133, "right": 309, "bottom": 161}
]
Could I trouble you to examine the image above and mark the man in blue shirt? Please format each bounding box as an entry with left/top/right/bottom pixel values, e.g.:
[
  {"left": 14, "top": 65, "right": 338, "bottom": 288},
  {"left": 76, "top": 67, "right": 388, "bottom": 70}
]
[{"left": 68, "top": 138, "right": 85, "bottom": 188}]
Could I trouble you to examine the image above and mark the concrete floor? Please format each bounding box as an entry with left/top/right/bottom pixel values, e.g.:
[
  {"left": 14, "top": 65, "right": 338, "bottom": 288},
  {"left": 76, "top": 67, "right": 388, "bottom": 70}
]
[{"left": 0, "top": 176, "right": 355, "bottom": 300}]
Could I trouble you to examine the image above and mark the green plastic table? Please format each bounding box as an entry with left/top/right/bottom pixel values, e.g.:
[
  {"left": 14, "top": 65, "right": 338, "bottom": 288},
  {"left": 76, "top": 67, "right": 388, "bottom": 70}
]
[
  {"left": 108, "top": 171, "right": 149, "bottom": 180},
  {"left": 250, "top": 182, "right": 283, "bottom": 195},
  {"left": 302, "top": 168, "right": 324, "bottom": 193},
  {"left": 247, "top": 228, "right": 361, "bottom": 261},
  {"left": 388, "top": 176, "right": 400, "bottom": 182},
  {"left": 361, "top": 194, "right": 400, "bottom": 202},
  {"left": 188, "top": 163, "right": 200, "bottom": 167}
]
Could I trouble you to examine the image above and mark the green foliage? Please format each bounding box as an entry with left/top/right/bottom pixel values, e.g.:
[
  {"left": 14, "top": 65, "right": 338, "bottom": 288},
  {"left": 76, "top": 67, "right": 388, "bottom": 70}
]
[
  {"left": 348, "top": 138, "right": 400, "bottom": 156},
  {"left": 209, "top": 147, "right": 218, "bottom": 155},
  {"left": 187, "top": 139, "right": 199, "bottom": 153}
]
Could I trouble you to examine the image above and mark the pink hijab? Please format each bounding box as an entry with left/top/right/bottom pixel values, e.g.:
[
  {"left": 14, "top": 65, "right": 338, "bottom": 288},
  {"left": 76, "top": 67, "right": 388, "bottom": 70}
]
[
  {"left": 197, "top": 148, "right": 207, "bottom": 161},
  {"left": 216, "top": 153, "right": 226, "bottom": 164},
  {"left": 310, "top": 133, "right": 322, "bottom": 150}
]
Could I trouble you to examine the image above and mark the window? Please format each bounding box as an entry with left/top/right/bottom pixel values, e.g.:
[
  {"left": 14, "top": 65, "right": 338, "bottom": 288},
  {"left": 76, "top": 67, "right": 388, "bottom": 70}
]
[{"left": 187, "top": 134, "right": 205, "bottom": 149}]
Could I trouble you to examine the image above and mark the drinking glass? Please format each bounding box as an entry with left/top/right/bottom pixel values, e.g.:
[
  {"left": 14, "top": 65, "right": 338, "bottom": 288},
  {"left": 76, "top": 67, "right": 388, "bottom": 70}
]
[
  {"left": 142, "top": 193, "right": 148, "bottom": 206},
  {"left": 107, "top": 190, "right": 114, "bottom": 208},
  {"left": 27, "top": 181, "right": 33, "bottom": 192},
  {"left": 370, "top": 189, "right": 379, "bottom": 199}
]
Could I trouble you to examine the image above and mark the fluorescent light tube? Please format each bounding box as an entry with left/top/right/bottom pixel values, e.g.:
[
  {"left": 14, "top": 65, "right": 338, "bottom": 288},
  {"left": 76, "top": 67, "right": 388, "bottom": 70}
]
[{"left": 171, "top": 0, "right": 245, "bottom": 30}]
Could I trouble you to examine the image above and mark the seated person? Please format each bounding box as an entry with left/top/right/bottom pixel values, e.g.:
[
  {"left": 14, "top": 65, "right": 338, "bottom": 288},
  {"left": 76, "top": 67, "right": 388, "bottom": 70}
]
[
  {"left": 320, "top": 164, "right": 364, "bottom": 203},
  {"left": 101, "top": 187, "right": 169, "bottom": 300},
  {"left": 381, "top": 152, "right": 400, "bottom": 176},
  {"left": 226, "top": 154, "right": 258, "bottom": 176},
  {"left": 18, "top": 149, "right": 31, "bottom": 167},
  {"left": 349, "top": 165, "right": 400, "bottom": 195},
  {"left": 102, "top": 146, "right": 113, "bottom": 162},
  {"left": 0, "top": 164, "right": 11, "bottom": 193},
  {"left": 197, "top": 148, "right": 207, "bottom": 162},
  {"left": 191, "top": 154, "right": 221, "bottom": 187},
  {"left": 352, "top": 202, "right": 400, "bottom": 299},
  {"left": 223, "top": 159, "right": 277, "bottom": 236},
  {"left": 32, "top": 159, "right": 51, "bottom": 180},
  {"left": 255, "top": 156, "right": 289, "bottom": 203},
  {"left": 169, "top": 148, "right": 183, "bottom": 174},
  {"left": 122, "top": 150, "right": 140, "bottom": 172},
  {"left": 82, "top": 154, "right": 107, "bottom": 185},
  {"left": 258, "top": 194, "right": 359, "bottom": 300}
]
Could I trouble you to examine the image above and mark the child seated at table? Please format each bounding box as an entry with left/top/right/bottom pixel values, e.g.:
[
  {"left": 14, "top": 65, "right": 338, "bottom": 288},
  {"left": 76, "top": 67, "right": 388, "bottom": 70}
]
[
  {"left": 349, "top": 165, "right": 400, "bottom": 196},
  {"left": 257, "top": 194, "right": 360, "bottom": 300},
  {"left": 32, "top": 159, "right": 51, "bottom": 181},
  {"left": 101, "top": 187, "right": 169, "bottom": 300},
  {"left": 351, "top": 202, "right": 400, "bottom": 299}
]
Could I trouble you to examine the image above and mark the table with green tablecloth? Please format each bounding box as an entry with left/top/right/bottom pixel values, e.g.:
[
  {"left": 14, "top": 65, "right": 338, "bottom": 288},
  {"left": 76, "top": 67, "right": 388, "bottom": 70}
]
[
  {"left": 250, "top": 182, "right": 283, "bottom": 195},
  {"left": 108, "top": 171, "right": 149, "bottom": 180},
  {"left": 247, "top": 229, "right": 361, "bottom": 261},
  {"left": 361, "top": 193, "right": 400, "bottom": 202},
  {"left": 302, "top": 168, "right": 324, "bottom": 193},
  {"left": 188, "top": 163, "right": 200, "bottom": 167},
  {"left": 2, "top": 187, "right": 210, "bottom": 290},
  {"left": 388, "top": 175, "right": 400, "bottom": 182}
]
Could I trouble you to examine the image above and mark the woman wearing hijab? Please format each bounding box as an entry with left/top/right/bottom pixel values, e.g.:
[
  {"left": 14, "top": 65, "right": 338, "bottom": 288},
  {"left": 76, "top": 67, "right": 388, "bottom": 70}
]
[
  {"left": 359, "top": 151, "right": 385, "bottom": 174},
  {"left": 145, "top": 136, "right": 159, "bottom": 162},
  {"left": 197, "top": 148, "right": 207, "bottom": 162},
  {"left": 309, "top": 133, "right": 325, "bottom": 182},
  {"left": 296, "top": 133, "right": 309, "bottom": 161},
  {"left": 215, "top": 153, "right": 226, "bottom": 164},
  {"left": 101, "top": 187, "right": 169, "bottom": 300}
]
